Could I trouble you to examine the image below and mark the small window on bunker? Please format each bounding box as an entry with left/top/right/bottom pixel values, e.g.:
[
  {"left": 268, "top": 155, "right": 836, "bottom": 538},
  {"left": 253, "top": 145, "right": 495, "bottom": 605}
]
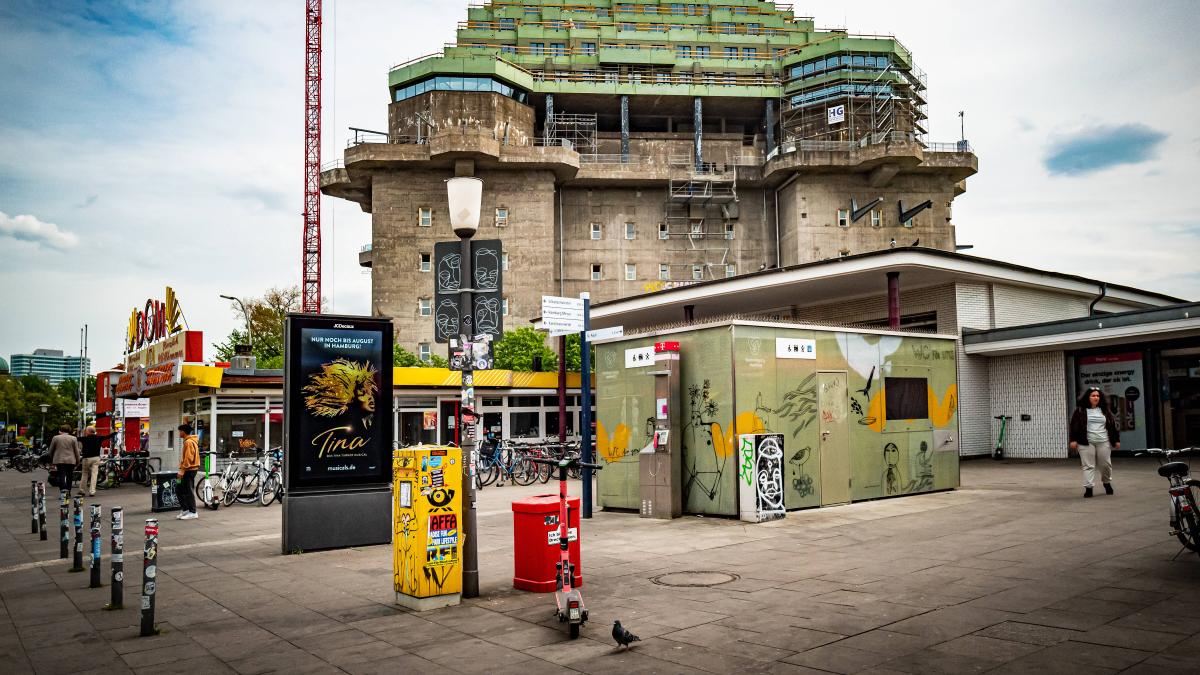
[{"left": 885, "top": 377, "right": 928, "bottom": 420}]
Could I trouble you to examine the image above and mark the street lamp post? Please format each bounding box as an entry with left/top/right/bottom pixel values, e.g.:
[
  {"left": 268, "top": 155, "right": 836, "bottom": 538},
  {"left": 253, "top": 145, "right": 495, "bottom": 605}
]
[
  {"left": 39, "top": 403, "right": 50, "bottom": 446},
  {"left": 446, "top": 176, "right": 482, "bottom": 599},
  {"left": 220, "top": 295, "right": 254, "bottom": 348}
]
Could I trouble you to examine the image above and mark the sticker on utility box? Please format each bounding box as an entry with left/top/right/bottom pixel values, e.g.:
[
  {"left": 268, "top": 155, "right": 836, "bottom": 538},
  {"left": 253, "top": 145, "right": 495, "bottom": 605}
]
[
  {"left": 776, "top": 338, "right": 816, "bottom": 359},
  {"left": 547, "top": 527, "right": 578, "bottom": 545}
]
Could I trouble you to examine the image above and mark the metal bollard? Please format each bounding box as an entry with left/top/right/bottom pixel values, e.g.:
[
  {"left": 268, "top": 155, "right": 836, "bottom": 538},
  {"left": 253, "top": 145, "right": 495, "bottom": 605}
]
[
  {"left": 38, "top": 483, "right": 47, "bottom": 541},
  {"left": 70, "top": 496, "right": 84, "bottom": 572},
  {"left": 140, "top": 518, "right": 158, "bottom": 637},
  {"left": 89, "top": 504, "right": 102, "bottom": 588},
  {"left": 31, "top": 481, "right": 38, "bottom": 534},
  {"left": 59, "top": 491, "right": 69, "bottom": 559},
  {"left": 108, "top": 507, "right": 124, "bottom": 609}
]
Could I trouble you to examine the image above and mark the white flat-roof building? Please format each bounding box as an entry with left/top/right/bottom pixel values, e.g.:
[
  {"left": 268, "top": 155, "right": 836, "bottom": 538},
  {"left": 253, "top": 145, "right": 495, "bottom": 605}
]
[{"left": 573, "top": 247, "right": 1188, "bottom": 457}]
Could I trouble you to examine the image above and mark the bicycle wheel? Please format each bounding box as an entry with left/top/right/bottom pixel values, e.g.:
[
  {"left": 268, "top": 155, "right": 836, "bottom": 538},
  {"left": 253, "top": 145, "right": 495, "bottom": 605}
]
[
  {"left": 131, "top": 462, "right": 150, "bottom": 486},
  {"left": 478, "top": 458, "right": 498, "bottom": 488},
  {"left": 260, "top": 473, "right": 280, "bottom": 506},
  {"left": 512, "top": 457, "right": 538, "bottom": 486},
  {"left": 538, "top": 458, "right": 553, "bottom": 484},
  {"left": 1176, "top": 499, "right": 1200, "bottom": 552},
  {"left": 236, "top": 473, "right": 261, "bottom": 504},
  {"left": 194, "top": 472, "right": 209, "bottom": 502},
  {"left": 222, "top": 475, "right": 242, "bottom": 506}
]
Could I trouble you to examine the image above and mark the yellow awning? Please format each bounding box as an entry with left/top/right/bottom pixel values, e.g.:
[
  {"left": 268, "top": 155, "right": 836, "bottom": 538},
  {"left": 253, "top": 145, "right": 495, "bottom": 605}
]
[{"left": 392, "top": 368, "right": 592, "bottom": 388}]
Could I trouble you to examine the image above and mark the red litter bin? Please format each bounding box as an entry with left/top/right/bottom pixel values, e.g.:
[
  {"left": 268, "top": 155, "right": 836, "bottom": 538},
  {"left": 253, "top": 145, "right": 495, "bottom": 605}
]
[{"left": 512, "top": 494, "right": 582, "bottom": 592}]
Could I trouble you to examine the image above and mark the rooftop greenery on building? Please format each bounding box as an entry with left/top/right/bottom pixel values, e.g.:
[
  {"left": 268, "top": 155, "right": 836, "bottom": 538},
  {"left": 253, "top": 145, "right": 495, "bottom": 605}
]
[{"left": 389, "top": 0, "right": 922, "bottom": 102}]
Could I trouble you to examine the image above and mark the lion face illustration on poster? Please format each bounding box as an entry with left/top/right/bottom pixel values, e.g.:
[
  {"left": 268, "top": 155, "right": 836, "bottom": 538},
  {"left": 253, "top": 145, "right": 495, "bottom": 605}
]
[{"left": 302, "top": 358, "right": 379, "bottom": 418}]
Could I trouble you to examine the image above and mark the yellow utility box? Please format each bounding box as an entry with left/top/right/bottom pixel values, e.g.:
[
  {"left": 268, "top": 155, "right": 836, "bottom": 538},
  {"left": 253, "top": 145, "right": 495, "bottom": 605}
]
[{"left": 393, "top": 446, "right": 463, "bottom": 611}]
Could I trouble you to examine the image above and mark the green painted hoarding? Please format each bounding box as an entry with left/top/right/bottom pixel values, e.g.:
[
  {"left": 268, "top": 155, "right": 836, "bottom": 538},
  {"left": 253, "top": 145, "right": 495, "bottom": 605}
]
[{"left": 596, "top": 322, "right": 959, "bottom": 517}]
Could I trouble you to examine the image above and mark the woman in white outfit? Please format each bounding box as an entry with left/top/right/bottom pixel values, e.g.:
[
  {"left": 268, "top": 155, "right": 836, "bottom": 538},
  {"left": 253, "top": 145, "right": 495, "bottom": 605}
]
[{"left": 1068, "top": 387, "right": 1120, "bottom": 498}]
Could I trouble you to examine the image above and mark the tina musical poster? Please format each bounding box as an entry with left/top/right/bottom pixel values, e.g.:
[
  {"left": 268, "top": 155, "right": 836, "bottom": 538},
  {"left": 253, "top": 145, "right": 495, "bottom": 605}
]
[{"left": 285, "top": 315, "right": 393, "bottom": 489}]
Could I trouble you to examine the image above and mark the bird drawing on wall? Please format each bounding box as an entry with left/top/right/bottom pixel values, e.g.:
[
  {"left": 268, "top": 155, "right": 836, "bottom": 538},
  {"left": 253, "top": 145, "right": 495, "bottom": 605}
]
[
  {"left": 889, "top": 238, "right": 897, "bottom": 248},
  {"left": 856, "top": 366, "right": 875, "bottom": 398},
  {"left": 613, "top": 620, "right": 641, "bottom": 650}
]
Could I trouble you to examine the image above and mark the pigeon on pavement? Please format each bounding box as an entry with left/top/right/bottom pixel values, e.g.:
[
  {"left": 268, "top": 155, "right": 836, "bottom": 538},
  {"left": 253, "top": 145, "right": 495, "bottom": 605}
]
[{"left": 612, "top": 620, "right": 641, "bottom": 649}]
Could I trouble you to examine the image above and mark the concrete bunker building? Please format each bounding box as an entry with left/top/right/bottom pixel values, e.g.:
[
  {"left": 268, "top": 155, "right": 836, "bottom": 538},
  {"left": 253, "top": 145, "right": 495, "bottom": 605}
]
[{"left": 321, "top": 0, "right": 977, "bottom": 355}]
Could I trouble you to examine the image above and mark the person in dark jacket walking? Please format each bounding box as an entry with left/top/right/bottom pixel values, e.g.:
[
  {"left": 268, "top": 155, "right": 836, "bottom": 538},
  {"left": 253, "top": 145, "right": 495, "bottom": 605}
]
[
  {"left": 79, "top": 427, "right": 117, "bottom": 496},
  {"left": 1069, "top": 387, "right": 1120, "bottom": 498},
  {"left": 48, "top": 425, "right": 81, "bottom": 493}
]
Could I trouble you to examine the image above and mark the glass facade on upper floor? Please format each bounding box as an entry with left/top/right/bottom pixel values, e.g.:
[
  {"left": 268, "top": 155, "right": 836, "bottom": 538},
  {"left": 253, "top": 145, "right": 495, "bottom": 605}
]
[{"left": 393, "top": 76, "right": 529, "bottom": 103}]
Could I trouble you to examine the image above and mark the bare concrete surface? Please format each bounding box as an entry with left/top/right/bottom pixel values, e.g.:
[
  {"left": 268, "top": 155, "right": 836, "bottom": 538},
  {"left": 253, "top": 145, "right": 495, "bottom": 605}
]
[{"left": 1, "top": 458, "right": 1197, "bottom": 674}]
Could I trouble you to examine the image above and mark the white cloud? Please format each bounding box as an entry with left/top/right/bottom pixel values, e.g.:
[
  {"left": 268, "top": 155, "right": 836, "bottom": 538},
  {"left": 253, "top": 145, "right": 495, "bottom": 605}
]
[{"left": 0, "top": 211, "right": 79, "bottom": 250}]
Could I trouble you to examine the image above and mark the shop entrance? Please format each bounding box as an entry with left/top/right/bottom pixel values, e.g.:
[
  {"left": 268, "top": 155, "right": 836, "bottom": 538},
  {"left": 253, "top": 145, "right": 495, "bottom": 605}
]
[
  {"left": 439, "top": 400, "right": 460, "bottom": 445},
  {"left": 818, "top": 371, "right": 851, "bottom": 505},
  {"left": 398, "top": 410, "right": 438, "bottom": 447},
  {"left": 1161, "top": 347, "right": 1200, "bottom": 449}
]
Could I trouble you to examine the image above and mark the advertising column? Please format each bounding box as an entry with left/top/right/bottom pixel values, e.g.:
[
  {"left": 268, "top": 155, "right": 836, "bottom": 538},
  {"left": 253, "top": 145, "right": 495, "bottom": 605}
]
[
  {"left": 282, "top": 314, "right": 394, "bottom": 553},
  {"left": 1077, "top": 352, "right": 1147, "bottom": 451}
]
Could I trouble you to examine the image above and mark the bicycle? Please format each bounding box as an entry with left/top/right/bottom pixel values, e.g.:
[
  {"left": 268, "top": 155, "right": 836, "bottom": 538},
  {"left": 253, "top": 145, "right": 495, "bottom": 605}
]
[
  {"left": 97, "top": 452, "right": 153, "bottom": 489},
  {"left": 476, "top": 438, "right": 538, "bottom": 488},
  {"left": 195, "top": 459, "right": 238, "bottom": 510},
  {"left": 259, "top": 448, "right": 283, "bottom": 506},
  {"left": 1140, "top": 448, "right": 1200, "bottom": 558}
]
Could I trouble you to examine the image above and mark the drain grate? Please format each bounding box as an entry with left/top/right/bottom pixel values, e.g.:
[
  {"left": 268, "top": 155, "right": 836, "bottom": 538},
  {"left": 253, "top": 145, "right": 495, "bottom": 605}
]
[{"left": 649, "top": 570, "right": 740, "bottom": 588}]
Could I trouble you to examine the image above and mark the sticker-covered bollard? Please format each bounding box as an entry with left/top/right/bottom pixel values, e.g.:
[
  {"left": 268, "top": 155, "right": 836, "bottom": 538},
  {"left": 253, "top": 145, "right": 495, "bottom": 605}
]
[
  {"left": 31, "top": 481, "right": 38, "bottom": 534},
  {"left": 70, "top": 496, "right": 84, "bottom": 572},
  {"left": 59, "top": 490, "right": 69, "bottom": 559},
  {"left": 107, "top": 507, "right": 124, "bottom": 610},
  {"left": 89, "top": 504, "right": 102, "bottom": 588},
  {"left": 38, "top": 482, "right": 47, "bottom": 541},
  {"left": 140, "top": 519, "right": 158, "bottom": 636}
]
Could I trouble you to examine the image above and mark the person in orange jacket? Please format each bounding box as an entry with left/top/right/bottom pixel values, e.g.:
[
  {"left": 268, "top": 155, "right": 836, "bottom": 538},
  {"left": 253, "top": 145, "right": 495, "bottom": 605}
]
[{"left": 177, "top": 424, "right": 200, "bottom": 519}]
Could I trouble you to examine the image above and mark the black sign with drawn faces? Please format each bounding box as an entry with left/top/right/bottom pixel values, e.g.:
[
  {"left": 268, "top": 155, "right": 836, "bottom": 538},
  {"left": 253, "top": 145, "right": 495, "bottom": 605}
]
[{"left": 433, "top": 239, "right": 503, "bottom": 343}]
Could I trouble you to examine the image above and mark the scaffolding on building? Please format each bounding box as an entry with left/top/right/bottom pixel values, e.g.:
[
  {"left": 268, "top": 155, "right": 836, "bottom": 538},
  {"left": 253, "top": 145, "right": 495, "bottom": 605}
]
[
  {"left": 778, "top": 47, "right": 927, "bottom": 146},
  {"left": 660, "top": 155, "right": 739, "bottom": 281},
  {"left": 544, "top": 112, "right": 598, "bottom": 153}
]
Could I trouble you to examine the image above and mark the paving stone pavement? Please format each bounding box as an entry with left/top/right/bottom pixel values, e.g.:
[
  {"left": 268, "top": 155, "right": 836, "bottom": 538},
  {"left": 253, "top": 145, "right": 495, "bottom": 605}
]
[{"left": 1, "top": 457, "right": 1197, "bottom": 674}]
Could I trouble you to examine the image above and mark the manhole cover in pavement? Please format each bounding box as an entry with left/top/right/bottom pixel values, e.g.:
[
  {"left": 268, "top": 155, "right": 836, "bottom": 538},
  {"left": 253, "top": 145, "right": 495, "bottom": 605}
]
[{"left": 649, "top": 571, "right": 740, "bottom": 587}]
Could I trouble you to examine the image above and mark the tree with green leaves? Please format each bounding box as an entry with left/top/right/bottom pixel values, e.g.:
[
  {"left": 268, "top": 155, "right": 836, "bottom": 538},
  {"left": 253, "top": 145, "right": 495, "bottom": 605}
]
[
  {"left": 394, "top": 344, "right": 447, "bottom": 368},
  {"left": 213, "top": 286, "right": 302, "bottom": 369},
  {"left": 490, "top": 327, "right": 588, "bottom": 372},
  {"left": 0, "top": 375, "right": 84, "bottom": 443}
]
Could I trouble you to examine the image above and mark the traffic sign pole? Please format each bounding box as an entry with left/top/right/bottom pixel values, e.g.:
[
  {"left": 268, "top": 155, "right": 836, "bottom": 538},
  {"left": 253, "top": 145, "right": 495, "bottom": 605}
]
[{"left": 580, "top": 293, "right": 593, "bottom": 519}]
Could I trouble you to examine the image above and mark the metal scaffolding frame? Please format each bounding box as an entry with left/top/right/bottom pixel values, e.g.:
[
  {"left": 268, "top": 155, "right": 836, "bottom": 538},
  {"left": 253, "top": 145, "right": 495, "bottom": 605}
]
[
  {"left": 779, "top": 49, "right": 927, "bottom": 145},
  {"left": 544, "top": 112, "right": 598, "bottom": 153},
  {"left": 660, "top": 158, "right": 739, "bottom": 280}
]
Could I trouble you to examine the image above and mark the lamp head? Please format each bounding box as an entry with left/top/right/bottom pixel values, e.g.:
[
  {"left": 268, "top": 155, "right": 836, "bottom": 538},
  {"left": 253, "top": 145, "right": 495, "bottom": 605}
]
[{"left": 445, "top": 177, "right": 483, "bottom": 238}]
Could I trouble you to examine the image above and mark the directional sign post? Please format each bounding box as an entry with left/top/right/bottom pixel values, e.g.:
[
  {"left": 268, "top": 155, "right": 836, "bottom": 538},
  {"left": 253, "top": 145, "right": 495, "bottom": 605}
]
[
  {"left": 541, "top": 296, "right": 585, "bottom": 336},
  {"left": 585, "top": 325, "right": 624, "bottom": 342}
]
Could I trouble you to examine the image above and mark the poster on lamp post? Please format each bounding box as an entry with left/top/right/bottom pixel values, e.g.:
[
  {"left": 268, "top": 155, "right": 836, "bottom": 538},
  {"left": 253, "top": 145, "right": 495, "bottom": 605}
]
[{"left": 284, "top": 314, "right": 394, "bottom": 489}]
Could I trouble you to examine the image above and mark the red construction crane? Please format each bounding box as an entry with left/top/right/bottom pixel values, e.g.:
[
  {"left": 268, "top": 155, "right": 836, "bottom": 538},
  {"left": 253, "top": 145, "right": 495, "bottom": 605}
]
[{"left": 301, "top": 0, "right": 322, "bottom": 313}]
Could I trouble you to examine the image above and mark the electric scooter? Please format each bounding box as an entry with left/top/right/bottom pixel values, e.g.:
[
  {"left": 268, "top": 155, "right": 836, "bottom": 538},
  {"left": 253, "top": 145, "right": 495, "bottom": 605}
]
[
  {"left": 993, "top": 415, "right": 1011, "bottom": 460},
  {"left": 529, "top": 454, "right": 602, "bottom": 639}
]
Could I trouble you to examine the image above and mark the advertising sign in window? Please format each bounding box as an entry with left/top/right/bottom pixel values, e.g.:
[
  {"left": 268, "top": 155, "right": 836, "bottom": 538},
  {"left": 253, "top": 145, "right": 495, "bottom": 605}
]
[
  {"left": 285, "top": 315, "right": 394, "bottom": 489},
  {"left": 1077, "top": 352, "right": 1146, "bottom": 450}
]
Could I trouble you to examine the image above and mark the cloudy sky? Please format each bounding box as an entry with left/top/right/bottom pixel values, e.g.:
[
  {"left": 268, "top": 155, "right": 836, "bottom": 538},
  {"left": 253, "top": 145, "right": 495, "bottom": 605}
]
[{"left": 1, "top": 0, "right": 1197, "bottom": 371}]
